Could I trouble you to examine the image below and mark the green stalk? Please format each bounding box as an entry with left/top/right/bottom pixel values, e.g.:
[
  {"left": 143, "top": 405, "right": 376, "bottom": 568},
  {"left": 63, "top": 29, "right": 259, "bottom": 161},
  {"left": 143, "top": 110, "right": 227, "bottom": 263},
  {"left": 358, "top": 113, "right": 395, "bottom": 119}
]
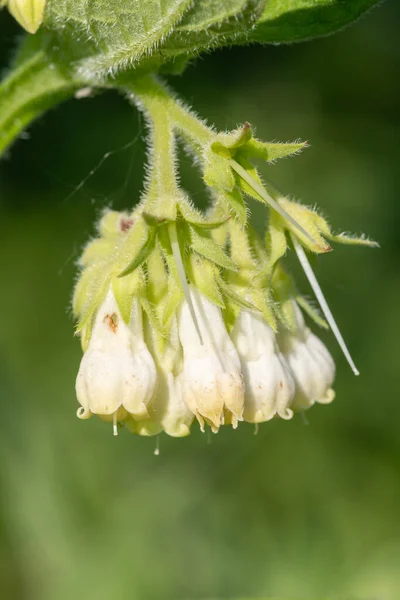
[
  {"left": 123, "top": 75, "right": 213, "bottom": 147},
  {"left": 0, "top": 51, "right": 78, "bottom": 159}
]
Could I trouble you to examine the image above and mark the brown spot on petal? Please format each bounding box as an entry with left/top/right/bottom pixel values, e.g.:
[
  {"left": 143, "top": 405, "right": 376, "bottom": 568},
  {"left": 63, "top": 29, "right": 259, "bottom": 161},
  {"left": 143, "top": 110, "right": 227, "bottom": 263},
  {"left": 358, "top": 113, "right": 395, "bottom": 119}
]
[
  {"left": 120, "top": 217, "right": 134, "bottom": 232},
  {"left": 103, "top": 313, "right": 118, "bottom": 333}
]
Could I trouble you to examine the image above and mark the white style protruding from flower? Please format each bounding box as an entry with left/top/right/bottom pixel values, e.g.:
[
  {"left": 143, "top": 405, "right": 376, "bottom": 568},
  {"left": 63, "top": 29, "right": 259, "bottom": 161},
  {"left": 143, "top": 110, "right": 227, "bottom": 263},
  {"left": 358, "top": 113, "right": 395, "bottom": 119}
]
[
  {"left": 231, "top": 309, "right": 295, "bottom": 423},
  {"left": 178, "top": 286, "right": 245, "bottom": 432},
  {"left": 278, "top": 302, "right": 335, "bottom": 412},
  {"left": 128, "top": 317, "right": 194, "bottom": 437},
  {"left": 76, "top": 289, "right": 157, "bottom": 433}
]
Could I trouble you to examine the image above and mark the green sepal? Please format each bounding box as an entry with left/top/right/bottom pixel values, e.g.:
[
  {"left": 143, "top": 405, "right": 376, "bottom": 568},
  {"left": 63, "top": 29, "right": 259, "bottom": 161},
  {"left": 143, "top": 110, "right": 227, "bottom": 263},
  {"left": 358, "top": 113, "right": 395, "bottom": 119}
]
[
  {"left": 271, "top": 264, "right": 298, "bottom": 332},
  {"left": 278, "top": 198, "right": 332, "bottom": 254},
  {"left": 178, "top": 197, "right": 229, "bottom": 229},
  {"left": 211, "top": 123, "right": 307, "bottom": 166},
  {"left": 118, "top": 227, "right": 157, "bottom": 278},
  {"left": 79, "top": 238, "right": 117, "bottom": 267},
  {"left": 186, "top": 254, "right": 225, "bottom": 308},
  {"left": 188, "top": 225, "right": 238, "bottom": 271},
  {"left": 74, "top": 269, "right": 110, "bottom": 342},
  {"left": 249, "top": 287, "right": 277, "bottom": 331},
  {"left": 211, "top": 122, "right": 253, "bottom": 157},
  {"left": 146, "top": 246, "right": 168, "bottom": 304},
  {"left": 220, "top": 280, "right": 260, "bottom": 312},
  {"left": 328, "top": 233, "right": 379, "bottom": 247},
  {"left": 265, "top": 211, "right": 288, "bottom": 271},
  {"left": 228, "top": 220, "right": 257, "bottom": 270},
  {"left": 79, "top": 320, "right": 94, "bottom": 353},
  {"left": 142, "top": 212, "right": 170, "bottom": 228},
  {"left": 296, "top": 295, "right": 329, "bottom": 330},
  {"left": 217, "top": 188, "right": 248, "bottom": 226},
  {"left": 222, "top": 297, "right": 241, "bottom": 333},
  {"left": 157, "top": 225, "right": 180, "bottom": 283},
  {"left": 203, "top": 152, "right": 235, "bottom": 191},
  {"left": 233, "top": 155, "right": 266, "bottom": 203},
  {"left": 161, "top": 282, "right": 183, "bottom": 330},
  {"left": 141, "top": 297, "right": 166, "bottom": 338},
  {"left": 311, "top": 212, "right": 379, "bottom": 248},
  {"left": 245, "top": 138, "right": 308, "bottom": 162},
  {"left": 73, "top": 262, "right": 105, "bottom": 319},
  {"left": 112, "top": 270, "right": 141, "bottom": 324}
]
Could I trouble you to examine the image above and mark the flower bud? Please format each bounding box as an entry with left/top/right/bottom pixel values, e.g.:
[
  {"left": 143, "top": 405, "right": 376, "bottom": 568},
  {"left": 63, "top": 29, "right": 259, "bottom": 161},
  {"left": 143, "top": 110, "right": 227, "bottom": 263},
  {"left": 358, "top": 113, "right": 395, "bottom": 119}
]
[
  {"left": 2, "top": 0, "right": 46, "bottom": 34},
  {"left": 231, "top": 309, "right": 295, "bottom": 422},
  {"left": 278, "top": 303, "right": 335, "bottom": 411},
  {"left": 178, "top": 286, "right": 244, "bottom": 432},
  {"left": 76, "top": 290, "right": 157, "bottom": 427}
]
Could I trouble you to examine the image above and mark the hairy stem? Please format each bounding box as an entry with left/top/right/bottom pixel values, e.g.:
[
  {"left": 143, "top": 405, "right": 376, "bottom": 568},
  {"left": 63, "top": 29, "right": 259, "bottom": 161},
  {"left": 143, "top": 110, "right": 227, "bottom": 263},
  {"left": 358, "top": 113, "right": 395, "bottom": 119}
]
[{"left": 123, "top": 75, "right": 213, "bottom": 147}]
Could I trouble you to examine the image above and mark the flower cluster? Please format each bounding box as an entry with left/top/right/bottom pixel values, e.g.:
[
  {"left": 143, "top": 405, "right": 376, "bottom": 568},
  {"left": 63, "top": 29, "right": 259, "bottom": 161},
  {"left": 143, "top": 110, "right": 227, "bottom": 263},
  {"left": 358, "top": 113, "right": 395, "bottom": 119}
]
[
  {"left": 73, "top": 116, "right": 376, "bottom": 438},
  {"left": 75, "top": 260, "right": 334, "bottom": 436}
]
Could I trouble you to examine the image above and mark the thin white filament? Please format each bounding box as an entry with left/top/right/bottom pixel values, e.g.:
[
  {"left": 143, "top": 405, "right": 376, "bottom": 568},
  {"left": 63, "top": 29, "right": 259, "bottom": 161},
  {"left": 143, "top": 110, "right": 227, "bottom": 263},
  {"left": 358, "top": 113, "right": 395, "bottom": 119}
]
[
  {"left": 229, "top": 159, "right": 317, "bottom": 247},
  {"left": 113, "top": 412, "right": 118, "bottom": 436},
  {"left": 291, "top": 233, "right": 360, "bottom": 376},
  {"left": 169, "top": 223, "right": 203, "bottom": 345}
]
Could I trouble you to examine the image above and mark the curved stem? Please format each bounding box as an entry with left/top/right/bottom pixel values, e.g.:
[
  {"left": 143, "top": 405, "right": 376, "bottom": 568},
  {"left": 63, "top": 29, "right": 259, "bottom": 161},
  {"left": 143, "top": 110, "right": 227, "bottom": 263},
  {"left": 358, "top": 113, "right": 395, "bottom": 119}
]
[
  {"left": 123, "top": 75, "right": 213, "bottom": 147},
  {"left": 0, "top": 50, "right": 77, "bottom": 159}
]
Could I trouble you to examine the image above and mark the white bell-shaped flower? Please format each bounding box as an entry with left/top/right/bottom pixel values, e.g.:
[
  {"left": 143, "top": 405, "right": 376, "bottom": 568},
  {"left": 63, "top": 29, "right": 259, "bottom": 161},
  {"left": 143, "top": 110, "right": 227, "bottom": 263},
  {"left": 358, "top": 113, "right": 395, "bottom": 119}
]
[
  {"left": 231, "top": 309, "right": 295, "bottom": 423},
  {"left": 128, "top": 318, "right": 194, "bottom": 437},
  {"left": 278, "top": 302, "right": 335, "bottom": 411},
  {"left": 178, "top": 286, "right": 244, "bottom": 432},
  {"left": 76, "top": 289, "right": 157, "bottom": 430}
]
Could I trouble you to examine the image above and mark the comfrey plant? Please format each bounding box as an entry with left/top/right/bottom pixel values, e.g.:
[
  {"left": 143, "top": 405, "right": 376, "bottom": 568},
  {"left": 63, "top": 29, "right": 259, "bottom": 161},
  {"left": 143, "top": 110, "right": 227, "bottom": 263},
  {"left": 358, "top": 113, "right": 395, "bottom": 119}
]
[{"left": 1, "top": 0, "right": 380, "bottom": 437}]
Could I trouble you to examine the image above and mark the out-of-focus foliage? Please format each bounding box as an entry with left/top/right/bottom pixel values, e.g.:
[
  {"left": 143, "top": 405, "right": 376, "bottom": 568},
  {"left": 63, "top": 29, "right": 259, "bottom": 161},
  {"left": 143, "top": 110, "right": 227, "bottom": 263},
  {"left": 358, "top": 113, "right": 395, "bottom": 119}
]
[{"left": 0, "top": 2, "right": 399, "bottom": 599}]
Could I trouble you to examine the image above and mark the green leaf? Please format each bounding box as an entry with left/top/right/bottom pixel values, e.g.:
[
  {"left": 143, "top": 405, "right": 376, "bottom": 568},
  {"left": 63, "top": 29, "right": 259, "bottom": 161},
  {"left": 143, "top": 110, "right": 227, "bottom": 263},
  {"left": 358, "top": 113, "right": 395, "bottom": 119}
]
[
  {"left": 0, "top": 35, "right": 77, "bottom": 159},
  {"left": 251, "top": 0, "right": 381, "bottom": 43},
  {"left": 44, "top": 0, "right": 193, "bottom": 80},
  {"left": 159, "top": 0, "right": 265, "bottom": 59},
  {"left": 40, "top": 0, "right": 266, "bottom": 81}
]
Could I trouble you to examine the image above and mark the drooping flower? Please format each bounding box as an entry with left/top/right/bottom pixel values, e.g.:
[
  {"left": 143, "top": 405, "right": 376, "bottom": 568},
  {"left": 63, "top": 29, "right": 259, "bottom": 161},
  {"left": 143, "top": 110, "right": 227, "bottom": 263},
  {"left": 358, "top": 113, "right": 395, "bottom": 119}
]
[
  {"left": 76, "top": 289, "right": 157, "bottom": 433},
  {"left": 127, "top": 317, "right": 194, "bottom": 437},
  {"left": 278, "top": 302, "right": 335, "bottom": 412},
  {"left": 231, "top": 309, "right": 295, "bottom": 423},
  {"left": 178, "top": 285, "right": 245, "bottom": 432}
]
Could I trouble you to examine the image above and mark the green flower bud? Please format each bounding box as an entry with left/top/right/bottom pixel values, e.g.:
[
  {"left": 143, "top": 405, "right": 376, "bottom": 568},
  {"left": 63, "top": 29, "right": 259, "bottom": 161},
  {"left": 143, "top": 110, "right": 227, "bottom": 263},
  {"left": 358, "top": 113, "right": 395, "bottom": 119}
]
[{"left": 1, "top": 0, "right": 46, "bottom": 33}]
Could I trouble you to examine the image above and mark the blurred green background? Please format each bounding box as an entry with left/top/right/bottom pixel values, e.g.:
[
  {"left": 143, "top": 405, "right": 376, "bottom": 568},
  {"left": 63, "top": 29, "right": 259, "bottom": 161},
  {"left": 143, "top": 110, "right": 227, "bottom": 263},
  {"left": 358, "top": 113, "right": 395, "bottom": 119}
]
[{"left": 1, "top": 3, "right": 399, "bottom": 599}]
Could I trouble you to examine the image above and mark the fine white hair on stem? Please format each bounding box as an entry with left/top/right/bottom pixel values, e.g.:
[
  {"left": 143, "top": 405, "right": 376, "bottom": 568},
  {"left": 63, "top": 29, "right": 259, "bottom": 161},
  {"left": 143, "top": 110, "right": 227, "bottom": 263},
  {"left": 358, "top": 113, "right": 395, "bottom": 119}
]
[
  {"left": 113, "top": 412, "right": 118, "bottom": 436},
  {"left": 169, "top": 222, "right": 203, "bottom": 345},
  {"left": 291, "top": 233, "right": 360, "bottom": 376}
]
